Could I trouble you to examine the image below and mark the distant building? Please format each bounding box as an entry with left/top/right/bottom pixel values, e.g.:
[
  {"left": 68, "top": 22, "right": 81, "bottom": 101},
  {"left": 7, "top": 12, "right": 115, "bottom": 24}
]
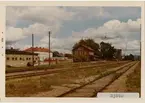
[
  {"left": 114, "top": 49, "right": 122, "bottom": 60},
  {"left": 64, "top": 53, "right": 73, "bottom": 59},
  {"left": 24, "top": 47, "right": 53, "bottom": 62},
  {"left": 6, "top": 49, "right": 39, "bottom": 67},
  {"left": 72, "top": 44, "right": 95, "bottom": 62}
]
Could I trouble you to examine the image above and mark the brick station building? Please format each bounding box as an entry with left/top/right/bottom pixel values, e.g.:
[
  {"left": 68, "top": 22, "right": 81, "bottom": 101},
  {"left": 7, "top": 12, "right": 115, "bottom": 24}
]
[{"left": 72, "top": 44, "right": 95, "bottom": 62}]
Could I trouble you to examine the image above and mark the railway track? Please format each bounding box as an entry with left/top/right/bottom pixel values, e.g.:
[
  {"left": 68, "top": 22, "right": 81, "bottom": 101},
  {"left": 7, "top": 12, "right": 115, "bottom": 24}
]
[
  {"left": 6, "top": 61, "right": 128, "bottom": 80},
  {"left": 55, "top": 61, "right": 138, "bottom": 97}
]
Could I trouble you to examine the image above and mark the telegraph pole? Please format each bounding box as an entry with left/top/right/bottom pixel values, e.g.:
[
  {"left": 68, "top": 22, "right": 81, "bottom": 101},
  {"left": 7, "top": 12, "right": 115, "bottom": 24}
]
[
  {"left": 48, "top": 31, "right": 51, "bottom": 66},
  {"left": 32, "top": 34, "right": 34, "bottom": 67},
  {"left": 140, "top": 24, "right": 141, "bottom": 60}
]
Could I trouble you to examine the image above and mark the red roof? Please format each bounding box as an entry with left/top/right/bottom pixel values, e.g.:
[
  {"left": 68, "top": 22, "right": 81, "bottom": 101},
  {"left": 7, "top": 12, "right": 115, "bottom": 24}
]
[{"left": 24, "top": 47, "right": 51, "bottom": 53}]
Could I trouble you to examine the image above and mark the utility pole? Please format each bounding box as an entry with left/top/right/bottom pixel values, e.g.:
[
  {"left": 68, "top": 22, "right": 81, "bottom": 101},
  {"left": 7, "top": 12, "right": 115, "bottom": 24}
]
[
  {"left": 125, "top": 39, "right": 127, "bottom": 59},
  {"left": 140, "top": 24, "right": 141, "bottom": 61},
  {"left": 48, "top": 31, "right": 51, "bottom": 66},
  {"left": 32, "top": 34, "right": 34, "bottom": 67}
]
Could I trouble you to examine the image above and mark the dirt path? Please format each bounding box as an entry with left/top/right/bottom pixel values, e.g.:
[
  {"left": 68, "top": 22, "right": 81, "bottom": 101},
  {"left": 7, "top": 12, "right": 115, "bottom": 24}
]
[{"left": 102, "top": 62, "right": 139, "bottom": 92}]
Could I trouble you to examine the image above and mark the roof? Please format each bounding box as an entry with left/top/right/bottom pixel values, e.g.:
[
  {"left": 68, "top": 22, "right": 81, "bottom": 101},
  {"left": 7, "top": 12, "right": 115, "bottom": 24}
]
[
  {"left": 6, "top": 49, "right": 38, "bottom": 55},
  {"left": 72, "top": 44, "right": 94, "bottom": 52},
  {"left": 24, "top": 47, "right": 52, "bottom": 53}
]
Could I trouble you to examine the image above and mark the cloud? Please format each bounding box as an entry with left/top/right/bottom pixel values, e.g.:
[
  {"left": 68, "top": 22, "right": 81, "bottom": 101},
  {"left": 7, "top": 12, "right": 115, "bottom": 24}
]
[
  {"left": 39, "top": 36, "right": 80, "bottom": 53},
  {"left": 64, "top": 7, "right": 140, "bottom": 21},
  {"left": 6, "top": 22, "right": 62, "bottom": 46},
  {"left": 6, "top": 6, "right": 75, "bottom": 45},
  {"left": 6, "top": 42, "right": 32, "bottom": 51},
  {"left": 23, "top": 23, "right": 61, "bottom": 37},
  {"left": 6, "top": 17, "right": 141, "bottom": 55},
  {"left": 71, "top": 18, "right": 141, "bottom": 55},
  {"left": 73, "top": 18, "right": 141, "bottom": 38},
  {"left": 6, "top": 7, "right": 141, "bottom": 55},
  {"left": 6, "top": 6, "right": 141, "bottom": 27},
  {"left": 6, "top": 6, "right": 75, "bottom": 27},
  {"left": 6, "top": 27, "right": 26, "bottom": 44},
  {"left": 104, "top": 7, "right": 141, "bottom": 19},
  {"left": 65, "top": 7, "right": 111, "bottom": 20},
  {"left": 38, "top": 18, "right": 141, "bottom": 54}
]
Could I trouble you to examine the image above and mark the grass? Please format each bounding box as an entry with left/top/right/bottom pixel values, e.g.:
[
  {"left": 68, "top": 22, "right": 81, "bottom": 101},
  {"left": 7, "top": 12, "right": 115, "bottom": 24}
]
[
  {"left": 6, "top": 65, "right": 55, "bottom": 73},
  {"left": 6, "top": 62, "right": 128, "bottom": 97},
  {"left": 126, "top": 62, "right": 141, "bottom": 97},
  {"left": 111, "top": 72, "right": 122, "bottom": 81},
  {"left": 6, "top": 61, "right": 76, "bottom": 73},
  {"left": 6, "top": 60, "right": 121, "bottom": 73},
  {"left": 6, "top": 77, "right": 53, "bottom": 97}
]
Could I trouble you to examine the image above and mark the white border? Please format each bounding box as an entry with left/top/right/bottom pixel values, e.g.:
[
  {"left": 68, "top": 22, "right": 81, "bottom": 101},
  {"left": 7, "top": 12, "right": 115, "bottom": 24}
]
[
  {"left": 0, "top": 5, "right": 5, "bottom": 100},
  {"left": 0, "top": 1, "right": 144, "bottom": 103}
]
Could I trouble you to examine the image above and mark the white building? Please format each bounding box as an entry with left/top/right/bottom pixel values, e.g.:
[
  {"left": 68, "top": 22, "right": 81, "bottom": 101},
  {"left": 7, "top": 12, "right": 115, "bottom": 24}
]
[{"left": 24, "top": 47, "right": 53, "bottom": 62}]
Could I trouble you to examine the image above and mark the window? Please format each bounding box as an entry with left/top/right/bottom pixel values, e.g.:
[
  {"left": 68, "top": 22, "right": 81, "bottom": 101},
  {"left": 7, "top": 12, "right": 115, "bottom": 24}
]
[
  {"left": 7, "top": 57, "right": 9, "bottom": 60},
  {"left": 29, "top": 58, "right": 31, "bottom": 60},
  {"left": 15, "top": 57, "right": 17, "bottom": 60},
  {"left": 26, "top": 58, "right": 28, "bottom": 60},
  {"left": 12, "top": 57, "right": 14, "bottom": 60},
  {"left": 20, "top": 58, "right": 22, "bottom": 60}
]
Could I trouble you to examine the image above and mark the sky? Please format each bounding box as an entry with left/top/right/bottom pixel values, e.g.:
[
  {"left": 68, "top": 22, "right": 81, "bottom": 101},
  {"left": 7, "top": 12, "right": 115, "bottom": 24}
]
[{"left": 6, "top": 6, "right": 141, "bottom": 55}]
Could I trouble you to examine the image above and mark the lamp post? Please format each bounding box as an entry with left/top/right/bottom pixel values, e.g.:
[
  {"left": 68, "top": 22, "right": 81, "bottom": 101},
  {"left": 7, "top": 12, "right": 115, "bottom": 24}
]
[{"left": 48, "top": 31, "right": 51, "bottom": 66}]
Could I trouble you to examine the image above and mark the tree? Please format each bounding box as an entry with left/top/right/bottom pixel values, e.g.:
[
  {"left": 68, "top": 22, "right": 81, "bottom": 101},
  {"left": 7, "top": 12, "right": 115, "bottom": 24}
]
[
  {"left": 124, "top": 54, "right": 134, "bottom": 60},
  {"left": 100, "top": 41, "right": 116, "bottom": 60},
  {"left": 72, "top": 39, "right": 85, "bottom": 49},
  {"left": 53, "top": 51, "right": 60, "bottom": 57},
  {"left": 85, "top": 39, "right": 100, "bottom": 56},
  {"left": 129, "top": 54, "right": 134, "bottom": 60}
]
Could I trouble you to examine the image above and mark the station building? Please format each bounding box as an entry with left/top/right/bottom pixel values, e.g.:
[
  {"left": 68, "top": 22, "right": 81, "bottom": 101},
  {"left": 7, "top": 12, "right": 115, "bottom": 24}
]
[
  {"left": 72, "top": 44, "right": 96, "bottom": 62},
  {"left": 6, "top": 49, "right": 39, "bottom": 67},
  {"left": 24, "top": 47, "right": 53, "bottom": 62}
]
